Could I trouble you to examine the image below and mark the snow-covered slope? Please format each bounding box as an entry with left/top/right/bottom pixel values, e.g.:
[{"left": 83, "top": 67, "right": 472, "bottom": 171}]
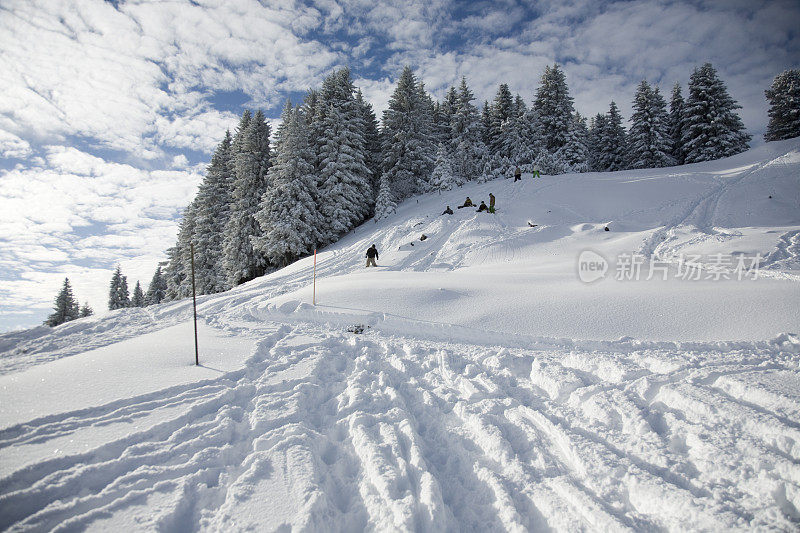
[{"left": 1, "top": 140, "right": 799, "bottom": 531}]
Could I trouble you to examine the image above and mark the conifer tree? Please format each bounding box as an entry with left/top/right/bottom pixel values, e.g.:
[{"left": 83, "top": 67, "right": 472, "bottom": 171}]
[
  {"left": 450, "top": 77, "right": 487, "bottom": 183},
  {"left": 628, "top": 81, "right": 674, "bottom": 169},
  {"left": 558, "top": 112, "right": 590, "bottom": 172},
  {"left": 145, "top": 265, "right": 167, "bottom": 306},
  {"left": 45, "top": 277, "right": 80, "bottom": 327},
  {"left": 223, "top": 110, "right": 272, "bottom": 286},
  {"left": 163, "top": 245, "right": 184, "bottom": 302},
  {"left": 429, "top": 142, "right": 456, "bottom": 192},
  {"left": 682, "top": 63, "right": 750, "bottom": 163},
  {"left": 164, "top": 201, "right": 197, "bottom": 300},
  {"left": 108, "top": 265, "right": 130, "bottom": 310},
  {"left": 231, "top": 110, "right": 252, "bottom": 154},
  {"left": 489, "top": 84, "right": 514, "bottom": 154},
  {"left": 669, "top": 83, "right": 686, "bottom": 164},
  {"left": 374, "top": 173, "right": 397, "bottom": 220},
  {"left": 192, "top": 130, "right": 233, "bottom": 294},
  {"left": 596, "top": 101, "right": 628, "bottom": 171},
  {"left": 513, "top": 94, "right": 527, "bottom": 117},
  {"left": 356, "top": 89, "right": 383, "bottom": 202},
  {"left": 80, "top": 302, "right": 93, "bottom": 318},
  {"left": 764, "top": 69, "right": 800, "bottom": 141},
  {"left": 253, "top": 102, "right": 323, "bottom": 268},
  {"left": 587, "top": 113, "right": 606, "bottom": 171},
  {"left": 131, "top": 281, "right": 145, "bottom": 307},
  {"left": 481, "top": 101, "right": 493, "bottom": 147},
  {"left": 432, "top": 101, "right": 450, "bottom": 147},
  {"left": 381, "top": 66, "right": 435, "bottom": 202},
  {"left": 534, "top": 64, "right": 575, "bottom": 153},
  {"left": 314, "top": 68, "right": 373, "bottom": 244},
  {"left": 440, "top": 86, "right": 458, "bottom": 145}
]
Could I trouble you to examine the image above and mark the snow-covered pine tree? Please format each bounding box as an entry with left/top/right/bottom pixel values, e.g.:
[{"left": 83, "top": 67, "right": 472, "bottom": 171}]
[
  {"left": 557, "top": 112, "right": 590, "bottom": 172},
  {"left": 669, "top": 83, "right": 686, "bottom": 164},
  {"left": 223, "top": 110, "right": 272, "bottom": 286},
  {"left": 45, "top": 277, "right": 80, "bottom": 327},
  {"left": 164, "top": 201, "right": 197, "bottom": 300},
  {"left": 314, "top": 68, "right": 373, "bottom": 244},
  {"left": 597, "top": 101, "right": 628, "bottom": 171},
  {"left": 587, "top": 113, "right": 606, "bottom": 171},
  {"left": 764, "top": 69, "right": 800, "bottom": 141},
  {"left": 253, "top": 102, "right": 323, "bottom": 269},
  {"left": 356, "top": 89, "right": 382, "bottom": 204},
  {"left": 192, "top": 131, "right": 233, "bottom": 294},
  {"left": 534, "top": 150, "right": 566, "bottom": 176},
  {"left": 231, "top": 110, "right": 252, "bottom": 154},
  {"left": 628, "top": 80, "right": 674, "bottom": 169},
  {"left": 144, "top": 265, "right": 167, "bottom": 305},
  {"left": 497, "top": 108, "right": 540, "bottom": 173},
  {"left": 374, "top": 173, "right": 397, "bottom": 220},
  {"left": 131, "top": 281, "right": 145, "bottom": 307},
  {"left": 381, "top": 66, "right": 436, "bottom": 202},
  {"left": 450, "top": 77, "right": 487, "bottom": 183},
  {"left": 416, "top": 81, "right": 437, "bottom": 192},
  {"left": 481, "top": 100, "right": 493, "bottom": 147},
  {"left": 429, "top": 142, "right": 457, "bottom": 192},
  {"left": 513, "top": 94, "right": 527, "bottom": 118},
  {"left": 80, "top": 302, "right": 93, "bottom": 318},
  {"left": 303, "top": 89, "right": 320, "bottom": 126},
  {"left": 163, "top": 247, "right": 183, "bottom": 302},
  {"left": 489, "top": 84, "right": 514, "bottom": 154},
  {"left": 682, "top": 63, "right": 750, "bottom": 163},
  {"left": 432, "top": 101, "right": 450, "bottom": 147},
  {"left": 108, "top": 265, "right": 130, "bottom": 310},
  {"left": 533, "top": 64, "right": 575, "bottom": 153}
]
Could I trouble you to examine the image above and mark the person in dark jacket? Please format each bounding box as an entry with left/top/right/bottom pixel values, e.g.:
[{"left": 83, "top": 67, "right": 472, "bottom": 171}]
[
  {"left": 365, "top": 244, "right": 378, "bottom": 267},
  {"left": 476, "top": 201, "right": 489, "bottom": 213},
  {"left": 514, "top": 166, "right": 521, "bottom": 181},
  {"left": 457, "top": 197, "right": 474, "bottom": 209},
  {"left": 442, "top": 206, "right": 453, "bottom": 215},
  {"left": 489, "top": 193, "right": 496, "bottom": 214}
]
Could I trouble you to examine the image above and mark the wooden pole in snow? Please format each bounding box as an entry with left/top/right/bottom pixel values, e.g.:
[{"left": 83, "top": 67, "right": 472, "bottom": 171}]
[
  {"left": 190, "top": 243, "right": 199, "bottom": 366},
  {"left": 313, "top": 249, "right": 317, "bottom": 306}
]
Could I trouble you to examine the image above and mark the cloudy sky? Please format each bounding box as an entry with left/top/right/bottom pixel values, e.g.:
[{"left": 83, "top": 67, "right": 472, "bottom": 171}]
[{"left": 1, "top": 0, "right": 798, "bottom": 331}]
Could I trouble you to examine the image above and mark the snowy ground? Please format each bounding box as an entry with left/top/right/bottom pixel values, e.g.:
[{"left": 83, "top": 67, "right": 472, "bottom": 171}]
[{"left": 1, "top": 139, "right": 799, "bottom": 531}]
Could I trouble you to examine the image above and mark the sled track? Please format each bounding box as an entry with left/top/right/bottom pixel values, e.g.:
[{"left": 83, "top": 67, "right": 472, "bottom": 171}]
[
  {"left": 638, "top": 159, "right": 776, "bottom": 259},
  {"left": 1, "top": 323, "right": 799, "bottom": 531},
  {"left": 762, "top": 229, "right": 800, "bottom": 271}
]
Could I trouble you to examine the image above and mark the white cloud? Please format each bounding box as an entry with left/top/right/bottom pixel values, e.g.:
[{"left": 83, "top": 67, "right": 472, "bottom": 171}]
[
  {"left": 0, "top": 129, "right": 32, "bottom": 158},
  {"left": 0, "top": 146, "right": 201, "bottom": 322},
  {"left": 0, "top": 0, "right": 340, "bottom": 158}
]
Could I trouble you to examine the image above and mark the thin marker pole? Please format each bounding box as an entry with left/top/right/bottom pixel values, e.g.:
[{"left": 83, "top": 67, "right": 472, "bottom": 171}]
[
  {"left": 313, "top": 249, "right": 317, "bottom": 306},
  {"left": 190, "top": 243, "right": 199, "bottom": 366}
]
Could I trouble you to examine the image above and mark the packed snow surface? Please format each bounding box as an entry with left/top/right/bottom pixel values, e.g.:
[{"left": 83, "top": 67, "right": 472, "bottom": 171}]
[{"left": 1, "top": 140, "right": 800, "bottom": 531}]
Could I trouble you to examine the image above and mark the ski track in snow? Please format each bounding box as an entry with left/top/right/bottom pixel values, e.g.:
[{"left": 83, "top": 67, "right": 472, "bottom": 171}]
[{"left": 1, "top": 318, "right": 799, "bottom": 531}]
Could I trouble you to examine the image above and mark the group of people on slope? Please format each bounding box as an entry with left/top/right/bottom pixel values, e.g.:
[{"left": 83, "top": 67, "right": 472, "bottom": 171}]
[
  {"left": 443, "top": 192, "right": 496, "bottom": 215},
  {"left": 367, "top": 166, "right": 543, "bottom": 267},
  {"left": 515, "top": 166, "right": 542, "bottom": 181}
]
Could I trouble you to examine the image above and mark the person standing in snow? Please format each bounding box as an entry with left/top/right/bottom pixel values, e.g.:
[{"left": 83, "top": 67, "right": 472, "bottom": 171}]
[
  {"left": 514, "top": 166, "right": 521, "bottom": 181},
  {"left": 489, "top": 193, "right": 496, "bottom": 214},
  {"left": 442, "top": 206, "right": 453, "bottom": 215},
  {"left": 365, "top": 244, "right": 379, "bottom": 267},
  {"left": 532, "top": 167, "right": 541, "bottom": 179}
]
